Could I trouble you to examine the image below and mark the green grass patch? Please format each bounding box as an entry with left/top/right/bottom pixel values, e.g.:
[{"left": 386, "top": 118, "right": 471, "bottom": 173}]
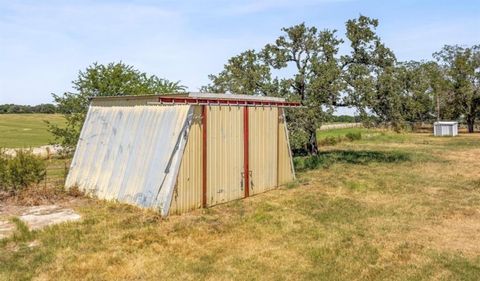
[
  {"left": 294, "top": 149, "right": 411, "bottom": 171},
  {"left": 0, "top": 114, "right": 65, "bottom": 148},
  {"left": 317, "top": 127, "right": 370, "bottom": 139}
]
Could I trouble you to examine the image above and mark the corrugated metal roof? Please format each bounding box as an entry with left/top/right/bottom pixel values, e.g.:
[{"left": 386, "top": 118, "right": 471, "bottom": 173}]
[
  {"left": 188, "top": 92, "right": 285, "bottom": 102},
  {"left": 90, "top": 92, "right": 286, "bottom": 102},
  {"left": 65, "top": 104, "right": 193, "bottom": 216}
]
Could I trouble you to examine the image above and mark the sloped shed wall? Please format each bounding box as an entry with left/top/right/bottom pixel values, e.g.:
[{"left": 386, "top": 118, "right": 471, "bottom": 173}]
[
  {"left": 65, "top": 105, "right": 192, "bottom": 215},
  {"left": 170, "top": 106, "right": 203, "bottom": 214},
  {"left": 277, "top": 109, "right": 295, "bottom": 185}
]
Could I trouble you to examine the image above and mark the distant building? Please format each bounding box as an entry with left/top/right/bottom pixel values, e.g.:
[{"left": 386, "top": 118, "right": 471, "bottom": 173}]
[{"left": 433, "top": 121, "right": 458, "bottom": 136}]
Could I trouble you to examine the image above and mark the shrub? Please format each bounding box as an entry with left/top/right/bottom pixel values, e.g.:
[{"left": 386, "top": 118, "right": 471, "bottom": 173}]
[
  {"left": 294, "top": 150, "right": 411, "bottom": 172},
  {"left": 319, "top": 136, "right": 340, "bottom": 146},
  {"left": 0, "top": 150, "right": 8, "bottom": 190},
  {"left": 0, "top": 150, "right": 46, "bottom": 193},
  {"left": 345, "top": 132, "right": 362, "bottom": 141}
]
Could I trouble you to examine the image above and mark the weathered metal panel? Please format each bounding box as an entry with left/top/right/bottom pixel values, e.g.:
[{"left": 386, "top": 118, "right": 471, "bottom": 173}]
[
  {"left": 65, "top": 105, "right": 192, "bottom": 216},
  {"left": 170, "top": 106, "right": 203, "bottom": 214},
  {"left": 248, "top": 107, "right": 278, "bottom": 195},
  {"left": 91, "top": 96, "right": 162, "bottom": 107},
  {"left": 278, "top": 109, "right": 295, "bottom": 185},
  {"left": 188, "top": 92, "right": 286, "bottom": 102},
  {"left": 206, "top": 106, "right": 244, "bottom": 206}
]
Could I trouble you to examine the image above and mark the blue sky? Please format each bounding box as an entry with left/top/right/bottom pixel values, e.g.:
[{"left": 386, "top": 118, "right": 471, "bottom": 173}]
[{"left": 1, "top": 0, "right": 479, "bottom": 106}]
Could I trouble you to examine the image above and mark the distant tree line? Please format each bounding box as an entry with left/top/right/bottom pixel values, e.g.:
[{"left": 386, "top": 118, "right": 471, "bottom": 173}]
[
  {"left": 329, "top": 115, "right": 361, "bottom": 123},
  {"left": 0, "top": 103, "right": 57, "bottom": 114}
]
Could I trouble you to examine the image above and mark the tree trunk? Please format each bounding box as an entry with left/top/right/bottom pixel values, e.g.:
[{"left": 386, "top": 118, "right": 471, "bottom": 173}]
[
  {"left": 467, "top": 116, "right": 475, "bottom": 133},
  {"left": 307, "top": 130, "right": 318, "bottom": 155}
]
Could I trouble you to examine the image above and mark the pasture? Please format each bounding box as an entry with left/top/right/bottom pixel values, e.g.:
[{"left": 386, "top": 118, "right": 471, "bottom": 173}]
[
  {"left": 1, "top": 130, "right": 479, "bottom": 280},
  {"left": 0, "top": 114, "right": 65, "bottom": 148}
]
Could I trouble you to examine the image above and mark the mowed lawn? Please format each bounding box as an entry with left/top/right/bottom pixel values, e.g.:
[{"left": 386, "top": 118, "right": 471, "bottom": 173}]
[
  {"left": 0, "top": 114, "right": 65, "bottom": 148},
  {"left": 1, "top": 132, "right": 480, "bottom": 280}
]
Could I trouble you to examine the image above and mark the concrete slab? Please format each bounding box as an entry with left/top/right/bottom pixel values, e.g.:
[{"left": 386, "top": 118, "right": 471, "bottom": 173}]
[
  {"left": 19, "top": 205, "right": 81, "bottom": 230},
  {"left": 0, "top": 204, "right": 81, "bottom": 239}
]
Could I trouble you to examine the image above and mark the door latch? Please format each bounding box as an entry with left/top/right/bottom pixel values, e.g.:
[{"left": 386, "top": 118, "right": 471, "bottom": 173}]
[
  {"left": 240, "top": 171, "right": 245, "bottom": 191},
  {"left": 249, "top": 170, "right": 254, "bottom": 189}
]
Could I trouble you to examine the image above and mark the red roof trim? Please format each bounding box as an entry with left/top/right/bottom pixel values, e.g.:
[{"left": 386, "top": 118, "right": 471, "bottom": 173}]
[{"left": 157, "top": 96, "right": 301, "bottom": 107}]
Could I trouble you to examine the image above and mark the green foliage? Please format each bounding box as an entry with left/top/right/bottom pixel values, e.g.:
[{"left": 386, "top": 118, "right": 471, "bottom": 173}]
[
  {"left": 294, "top": 150, "right": 410, "bottom": 171},
  {"left": 0, "top": 151, "right": 7, "bottom": 188},
  {"left": 204, "top": 15, "right": 480, "bottom": 151},
  {"left": 0, "top": 150, "right": 46, "bottom": 193},
  {"left": 0, "top": 104, "right": 57, "bottom": 114},
  {"left": 329, "top": 115, "right": 359, "bottom": 123},
  {"left": 263, "top": 23, "right": 344, "bottom": 155},
  {"left": 345, "top": 131, "right": 362, "bottom": 141},
  {"left": 205, "top": 16, "right": 400, "bottom": 155},
  {"left": 48, "top": 62, "right": 186, "bottom": 153},
  {"left": 434, "top": 45, "right": 480, "bottom": 132},
  {"left": 319, "top": 136, "right": 340, "bottom": 146},
  {"left": 10, "top": 217, "right": 33, "bottom": 242},
  {"left": 201, "top": 50, "right": 278, "bottom": 96},
  {"left": 317, "top": 132, "right": 361, "bottom": 146}
]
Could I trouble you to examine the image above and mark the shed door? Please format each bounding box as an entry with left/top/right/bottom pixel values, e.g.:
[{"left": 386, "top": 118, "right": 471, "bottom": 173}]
[
  {"left": 206, "top": 106, "right": 245, "bottom": 206},
  {"left": 248, "top": 107, "right": 279, "bottom": 195}
]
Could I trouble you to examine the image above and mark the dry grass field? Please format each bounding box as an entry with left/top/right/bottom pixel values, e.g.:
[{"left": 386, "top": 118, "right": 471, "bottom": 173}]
[{"left": 1, "top": 131, "right": 480, "bottom": 280}]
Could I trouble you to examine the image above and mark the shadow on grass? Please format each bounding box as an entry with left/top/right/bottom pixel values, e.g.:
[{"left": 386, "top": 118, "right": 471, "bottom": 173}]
[{"left": 294, "top": 150, "right": 411, "bottom": 171}]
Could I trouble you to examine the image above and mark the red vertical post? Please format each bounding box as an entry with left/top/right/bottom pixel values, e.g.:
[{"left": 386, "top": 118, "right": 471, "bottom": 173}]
[
  {"left": 243, "top": 106, "right": 250, "bottom": 198},
  {"left": 277, "top": 108, "right": 281, "bottom": 187},
  {"left": 202, "top": 105, "right": 207, "bottom": 207}
]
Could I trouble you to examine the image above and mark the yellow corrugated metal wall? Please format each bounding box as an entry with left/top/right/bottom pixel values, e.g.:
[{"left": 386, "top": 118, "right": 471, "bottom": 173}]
[
  {"left": 207, "top": 106, "right": 245, "bottom": 206},
  {"left": 248, "top": 107, "right": 279, "bottom": 195},
  {"left": 169, "top": 105, "right": 295, "bottom": 215},
  {"left": 277, "top": 108, "right": 295, "bottom": 185},
  {"left": 170, "top": 106, "right": 203, "bottom": 214}
]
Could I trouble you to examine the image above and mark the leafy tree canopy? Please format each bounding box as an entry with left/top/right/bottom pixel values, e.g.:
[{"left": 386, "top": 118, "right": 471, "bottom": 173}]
[
  {"left": 48, "top": 62, "right": 186, "bottom": 153},
  {"left": 434, "top": 45, "right": 480, "bottom": 132}
]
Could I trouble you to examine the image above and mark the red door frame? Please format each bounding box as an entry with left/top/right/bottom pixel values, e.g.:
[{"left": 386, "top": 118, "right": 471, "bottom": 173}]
[
  {"left": 202, "top": 105, "right": 207, "bottom": 207},
  {"left": 243, "top": 106, "right": 250, "bottom": 198}
]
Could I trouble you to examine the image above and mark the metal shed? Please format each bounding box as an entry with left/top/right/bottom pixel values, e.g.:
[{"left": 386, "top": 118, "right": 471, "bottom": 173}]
[
  {"left": 433, "top": 121, "right": 458, "bottom": 136},
  {"left": 65, "top": 93, "right": 299, "bottom": 216}
]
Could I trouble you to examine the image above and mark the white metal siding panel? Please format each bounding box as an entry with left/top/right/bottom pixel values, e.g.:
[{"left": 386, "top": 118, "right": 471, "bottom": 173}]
[{"left": 65, "top": 105, "right": 192, "bottom": 215}]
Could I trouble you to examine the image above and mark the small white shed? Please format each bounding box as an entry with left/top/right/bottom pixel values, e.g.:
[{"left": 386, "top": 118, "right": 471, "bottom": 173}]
[{"left": 433, "top": 121, "right": 458, "bottom": 136}]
